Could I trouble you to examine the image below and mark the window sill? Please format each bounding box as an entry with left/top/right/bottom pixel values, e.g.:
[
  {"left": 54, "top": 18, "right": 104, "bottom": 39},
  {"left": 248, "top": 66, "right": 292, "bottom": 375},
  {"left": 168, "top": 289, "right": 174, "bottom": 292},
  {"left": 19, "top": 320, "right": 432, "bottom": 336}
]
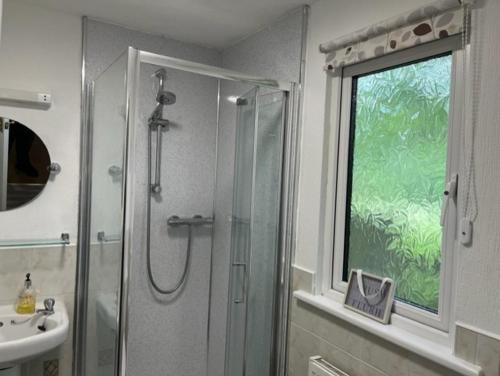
[{"left": 293, "top": 290, "right": 482, "bottom": 376}]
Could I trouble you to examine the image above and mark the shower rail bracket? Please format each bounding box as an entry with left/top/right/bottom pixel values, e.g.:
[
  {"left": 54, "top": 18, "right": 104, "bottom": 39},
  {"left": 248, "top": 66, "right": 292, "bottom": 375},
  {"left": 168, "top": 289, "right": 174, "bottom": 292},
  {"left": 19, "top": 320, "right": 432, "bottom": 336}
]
[{"left": 148, "top": 119, "right": 169, "bottom": 130}]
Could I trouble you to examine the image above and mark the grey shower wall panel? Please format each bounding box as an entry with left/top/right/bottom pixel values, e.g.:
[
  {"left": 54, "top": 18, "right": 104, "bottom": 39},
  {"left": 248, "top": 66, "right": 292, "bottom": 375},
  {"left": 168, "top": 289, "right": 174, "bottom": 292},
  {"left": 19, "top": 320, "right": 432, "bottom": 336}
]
[
  {"left": 85, "top": 19, "right": 221, "bottom": 376},
  {"left": 85, "top": 19, "right": 221, "bottom": 82},
  {"left": 208, "top": 7, "right": 305, "bottom": 376},
  {"left": 125, "top": 64, "right": 218, "bottom": 376},
  {"left": 85, "top": 7, "right": 305, "bottom": 375},
  {"left": 221, "top": 8, "right": 304, "bottom": 82}
]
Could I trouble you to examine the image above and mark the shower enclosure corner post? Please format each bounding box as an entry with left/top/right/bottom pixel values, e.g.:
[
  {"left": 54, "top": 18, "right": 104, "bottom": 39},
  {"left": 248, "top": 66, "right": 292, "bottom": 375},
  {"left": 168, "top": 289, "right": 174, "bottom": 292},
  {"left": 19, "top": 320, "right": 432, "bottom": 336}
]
[
  {"left": 275, "top": 7, "right": 308, "bottom": 375},
  {"left": 275, "top": 81, "right": 301, "bottom": 376},
  {"left": 73, "top": 16, "right": 90, "bottom": 376},
  {"left": 117, "top": 46, "right": 141, "bottom": 376},
  {"left": 74, "top": 81, "right": 94, "bottom": 376}
]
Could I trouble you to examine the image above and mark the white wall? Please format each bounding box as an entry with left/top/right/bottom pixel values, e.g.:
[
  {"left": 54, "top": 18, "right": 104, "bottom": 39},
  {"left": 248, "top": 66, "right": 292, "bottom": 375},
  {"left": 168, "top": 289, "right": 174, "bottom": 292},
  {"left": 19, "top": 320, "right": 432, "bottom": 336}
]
[
  {"left": 296, "top": 0, "right": 431, "bottom": 271},
  {"left": 0, "top": 0, "right": 3, "bottom": 45},
  {"left": 0, "top": 3, "right": 80, "bottom": 375},
  {"left": 296, "top": 0, "right": 500, "bottom": 336},
  {"left": 454, "top": 0, "right": 500, "bottom": 335},
  {"left": 0, "top": 0, "right": 81, "bottom": 241}
]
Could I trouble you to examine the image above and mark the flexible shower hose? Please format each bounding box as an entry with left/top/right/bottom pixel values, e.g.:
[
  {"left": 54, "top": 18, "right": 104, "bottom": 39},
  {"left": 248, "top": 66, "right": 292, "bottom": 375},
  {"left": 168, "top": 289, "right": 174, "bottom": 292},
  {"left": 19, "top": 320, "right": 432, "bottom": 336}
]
[{"left": 146, "top": 125, "right": 192, "bottom": 294}]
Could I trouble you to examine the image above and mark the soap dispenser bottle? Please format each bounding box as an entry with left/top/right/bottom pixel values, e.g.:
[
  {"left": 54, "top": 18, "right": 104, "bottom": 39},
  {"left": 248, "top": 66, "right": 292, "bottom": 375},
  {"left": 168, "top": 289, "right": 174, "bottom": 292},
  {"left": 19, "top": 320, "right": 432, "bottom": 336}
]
[{"left": 15, "top": 273, "right": 36, "bottom": 314}]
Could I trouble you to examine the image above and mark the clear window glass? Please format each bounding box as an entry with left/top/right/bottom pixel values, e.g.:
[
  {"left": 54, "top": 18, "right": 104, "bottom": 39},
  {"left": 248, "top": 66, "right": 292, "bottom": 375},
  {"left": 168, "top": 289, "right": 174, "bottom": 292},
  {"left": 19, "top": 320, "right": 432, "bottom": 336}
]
[{"left": 342, "top": 53, "right": 453, "bottom": 313}]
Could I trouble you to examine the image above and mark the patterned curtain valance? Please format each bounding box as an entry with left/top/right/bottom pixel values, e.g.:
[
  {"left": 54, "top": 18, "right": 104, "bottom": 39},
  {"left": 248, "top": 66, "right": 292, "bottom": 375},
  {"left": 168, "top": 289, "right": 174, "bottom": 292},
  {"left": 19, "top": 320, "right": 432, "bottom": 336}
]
[{"left": 321, "top": 0, "right": 472, "bottom": 72}]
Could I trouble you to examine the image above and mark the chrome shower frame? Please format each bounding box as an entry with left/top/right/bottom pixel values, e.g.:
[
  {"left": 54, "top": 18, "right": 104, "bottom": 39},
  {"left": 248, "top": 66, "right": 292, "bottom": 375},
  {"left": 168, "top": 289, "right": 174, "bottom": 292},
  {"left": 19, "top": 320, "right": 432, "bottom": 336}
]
[
  {"left": 76, "top": 42, "right": 302, "bottom": 376},
  {"left": 123, "top": 48, "right": 299, "bottom": 376}
]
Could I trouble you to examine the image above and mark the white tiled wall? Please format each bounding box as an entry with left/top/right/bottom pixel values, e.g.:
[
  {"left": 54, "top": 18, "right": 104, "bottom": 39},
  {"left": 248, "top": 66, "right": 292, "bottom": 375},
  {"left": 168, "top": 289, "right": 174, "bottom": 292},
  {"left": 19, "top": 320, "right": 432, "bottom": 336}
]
[
  {"left": 287, "top": 266, "right": 462, "bottom": 376},
  {"left": 455, "top": 324, "right": 500, "bottom": 376},
  {"left": 0, "top": 245, "right": 77, "bottom": 376}
]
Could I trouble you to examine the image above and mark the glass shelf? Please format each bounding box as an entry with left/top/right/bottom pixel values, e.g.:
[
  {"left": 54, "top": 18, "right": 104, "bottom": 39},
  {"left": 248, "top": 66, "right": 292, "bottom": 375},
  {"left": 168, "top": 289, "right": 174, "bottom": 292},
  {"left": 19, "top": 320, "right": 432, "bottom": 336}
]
[{"left": 0, "top": 233, "right": 70, "bottom": 248}]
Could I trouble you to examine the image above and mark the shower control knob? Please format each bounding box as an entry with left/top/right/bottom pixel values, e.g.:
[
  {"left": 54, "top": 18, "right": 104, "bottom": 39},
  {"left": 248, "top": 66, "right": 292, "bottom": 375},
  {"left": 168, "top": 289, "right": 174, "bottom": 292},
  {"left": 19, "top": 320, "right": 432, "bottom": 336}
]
[{"left": 151, "top": 184, "right": 162, "bottom": 194}]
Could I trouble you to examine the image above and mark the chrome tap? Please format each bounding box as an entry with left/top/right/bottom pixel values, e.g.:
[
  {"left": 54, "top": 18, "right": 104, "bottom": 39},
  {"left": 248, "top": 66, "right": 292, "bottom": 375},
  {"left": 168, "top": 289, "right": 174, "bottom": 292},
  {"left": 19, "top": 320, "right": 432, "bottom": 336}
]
[
  {"left": 36, "top": 298, "right": 55, "bottom": 332},
  {"left": 36, "top": 298, "right": 55, "bottom": 316},
  {"left": 11, "top": 298, "right": 56, "bottom": 326}
]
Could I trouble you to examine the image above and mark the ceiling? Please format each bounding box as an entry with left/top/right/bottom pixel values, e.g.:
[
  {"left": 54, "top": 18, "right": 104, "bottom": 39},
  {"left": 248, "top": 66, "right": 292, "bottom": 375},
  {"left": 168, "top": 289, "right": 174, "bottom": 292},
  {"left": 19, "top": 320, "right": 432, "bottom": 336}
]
[{"left": 21, "top": 0, "right": 310, "bottom": 49}]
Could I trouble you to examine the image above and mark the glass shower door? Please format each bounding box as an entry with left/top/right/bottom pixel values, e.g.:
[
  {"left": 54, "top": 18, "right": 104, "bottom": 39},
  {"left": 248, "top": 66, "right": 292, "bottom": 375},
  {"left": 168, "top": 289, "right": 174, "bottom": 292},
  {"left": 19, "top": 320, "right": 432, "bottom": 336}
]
[
  {"left": 84, "top": 52, "right": 128, "bottom": 376},
  {"left": 225, "top": 88, "right": 286, "bottom": 376},
  {"left": 225, "top": 87, "right": 258, "bottom": 376}
]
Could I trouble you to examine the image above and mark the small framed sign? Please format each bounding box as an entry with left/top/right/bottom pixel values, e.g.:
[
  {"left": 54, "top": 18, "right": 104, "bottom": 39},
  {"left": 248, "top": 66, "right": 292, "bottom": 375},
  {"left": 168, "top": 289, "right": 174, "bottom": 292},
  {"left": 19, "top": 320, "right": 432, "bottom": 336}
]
[{"left": 343, "top": 269, "right": 395, "bottom": 324}]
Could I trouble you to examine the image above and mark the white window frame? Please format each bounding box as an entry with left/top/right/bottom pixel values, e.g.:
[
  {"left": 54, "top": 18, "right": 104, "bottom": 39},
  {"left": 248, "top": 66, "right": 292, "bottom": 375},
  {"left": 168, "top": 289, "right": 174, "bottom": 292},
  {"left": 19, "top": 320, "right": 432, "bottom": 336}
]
[{"left": 319, "top": 36, "right": 465, "bottom": 332}]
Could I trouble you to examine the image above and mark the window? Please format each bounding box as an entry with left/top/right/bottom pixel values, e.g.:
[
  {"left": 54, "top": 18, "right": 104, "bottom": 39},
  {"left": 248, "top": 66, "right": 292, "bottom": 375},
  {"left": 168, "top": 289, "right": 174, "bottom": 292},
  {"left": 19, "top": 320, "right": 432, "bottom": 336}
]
[
  {"left": 345, "top": 53, "right": 452, "bottom": 313},
  {"left": 327, "top": 38, "right": 463, "bottom": 330}
]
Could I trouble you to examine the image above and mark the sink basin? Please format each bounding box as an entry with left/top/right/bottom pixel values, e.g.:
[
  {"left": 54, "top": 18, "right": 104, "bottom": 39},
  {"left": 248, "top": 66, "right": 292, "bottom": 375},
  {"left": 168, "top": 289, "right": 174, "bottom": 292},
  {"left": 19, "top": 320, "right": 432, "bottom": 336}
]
[{"left": 0, "top": 302, "right": 69, "bottom": 369}]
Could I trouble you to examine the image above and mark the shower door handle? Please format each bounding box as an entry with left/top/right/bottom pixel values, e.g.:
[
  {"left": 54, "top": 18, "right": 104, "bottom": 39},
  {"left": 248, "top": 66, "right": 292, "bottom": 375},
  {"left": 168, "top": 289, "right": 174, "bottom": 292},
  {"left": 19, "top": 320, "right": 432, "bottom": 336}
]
[{"left": 232, "top": 262, "right": 247, "bottom": 304}]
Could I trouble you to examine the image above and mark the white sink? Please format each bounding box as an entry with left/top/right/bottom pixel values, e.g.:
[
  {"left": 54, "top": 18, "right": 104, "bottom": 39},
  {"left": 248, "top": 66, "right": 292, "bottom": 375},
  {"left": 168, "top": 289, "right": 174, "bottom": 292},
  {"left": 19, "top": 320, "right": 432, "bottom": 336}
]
[{"left": 0, "top": 301, "right": 69, "bottom": 369}]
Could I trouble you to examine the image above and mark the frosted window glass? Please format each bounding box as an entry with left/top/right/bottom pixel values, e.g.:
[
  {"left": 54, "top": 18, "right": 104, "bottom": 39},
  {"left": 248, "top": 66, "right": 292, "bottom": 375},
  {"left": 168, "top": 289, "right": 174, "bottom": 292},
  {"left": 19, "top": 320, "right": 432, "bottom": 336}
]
[{"left": 344, "top": 54, "right": 452, "bottom": 312}]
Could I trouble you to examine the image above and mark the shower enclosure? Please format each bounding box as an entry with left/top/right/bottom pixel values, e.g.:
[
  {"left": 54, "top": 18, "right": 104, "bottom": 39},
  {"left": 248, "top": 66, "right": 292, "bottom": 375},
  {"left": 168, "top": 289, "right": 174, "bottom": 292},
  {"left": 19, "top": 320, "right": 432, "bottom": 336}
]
[{"left": 75, "top": 47, "right": 298, "bottom": 376}]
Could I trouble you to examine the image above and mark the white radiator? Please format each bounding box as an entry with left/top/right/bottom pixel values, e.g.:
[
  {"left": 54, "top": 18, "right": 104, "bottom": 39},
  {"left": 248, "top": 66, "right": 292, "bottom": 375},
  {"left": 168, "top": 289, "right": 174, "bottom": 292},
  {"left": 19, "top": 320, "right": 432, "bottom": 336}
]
[{"left": 308, "top": 356, "right": 350, "bottom": 376}]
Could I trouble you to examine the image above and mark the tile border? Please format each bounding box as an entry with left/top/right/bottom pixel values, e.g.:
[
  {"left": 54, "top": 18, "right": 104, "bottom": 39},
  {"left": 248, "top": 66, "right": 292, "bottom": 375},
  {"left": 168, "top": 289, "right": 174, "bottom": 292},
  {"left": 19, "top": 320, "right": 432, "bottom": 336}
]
[
  {"left": 455, "top": 322, "right": 500, "bottom": 376},
  {"left": 293, "top": 291, "right": 482, "bottom": 376},
  {"left": 291, "top": 264, "right": 315, "bottom": 293}
]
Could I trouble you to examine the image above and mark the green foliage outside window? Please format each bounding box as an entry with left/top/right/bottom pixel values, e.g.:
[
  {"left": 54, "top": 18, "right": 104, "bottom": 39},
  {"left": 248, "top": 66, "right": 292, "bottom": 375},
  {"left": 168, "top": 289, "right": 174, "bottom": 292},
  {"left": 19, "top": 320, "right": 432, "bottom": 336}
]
[{"left": 346, "top": 54, "right": 452, "bottom": 312}]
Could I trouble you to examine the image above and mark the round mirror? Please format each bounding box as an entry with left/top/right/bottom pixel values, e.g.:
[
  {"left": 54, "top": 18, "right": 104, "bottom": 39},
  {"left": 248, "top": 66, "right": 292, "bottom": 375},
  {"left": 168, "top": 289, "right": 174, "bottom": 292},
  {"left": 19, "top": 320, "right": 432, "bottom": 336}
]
[{"left": 0, "top": 117, "right": 51, "bottom": 211}]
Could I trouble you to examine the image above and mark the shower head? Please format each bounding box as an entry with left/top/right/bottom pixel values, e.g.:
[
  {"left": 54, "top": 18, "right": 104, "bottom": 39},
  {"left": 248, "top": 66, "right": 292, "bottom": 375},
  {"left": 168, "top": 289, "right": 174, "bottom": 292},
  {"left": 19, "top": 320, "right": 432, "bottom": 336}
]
[
  {"left": 148, "top": 68, "right": 175, "bottom": 128},
  {"left": 157, "top": 91, "right": 176, "bottom": 105},
  {"left": 152, "top": 68, "right": 176, "bottom": 105}
]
